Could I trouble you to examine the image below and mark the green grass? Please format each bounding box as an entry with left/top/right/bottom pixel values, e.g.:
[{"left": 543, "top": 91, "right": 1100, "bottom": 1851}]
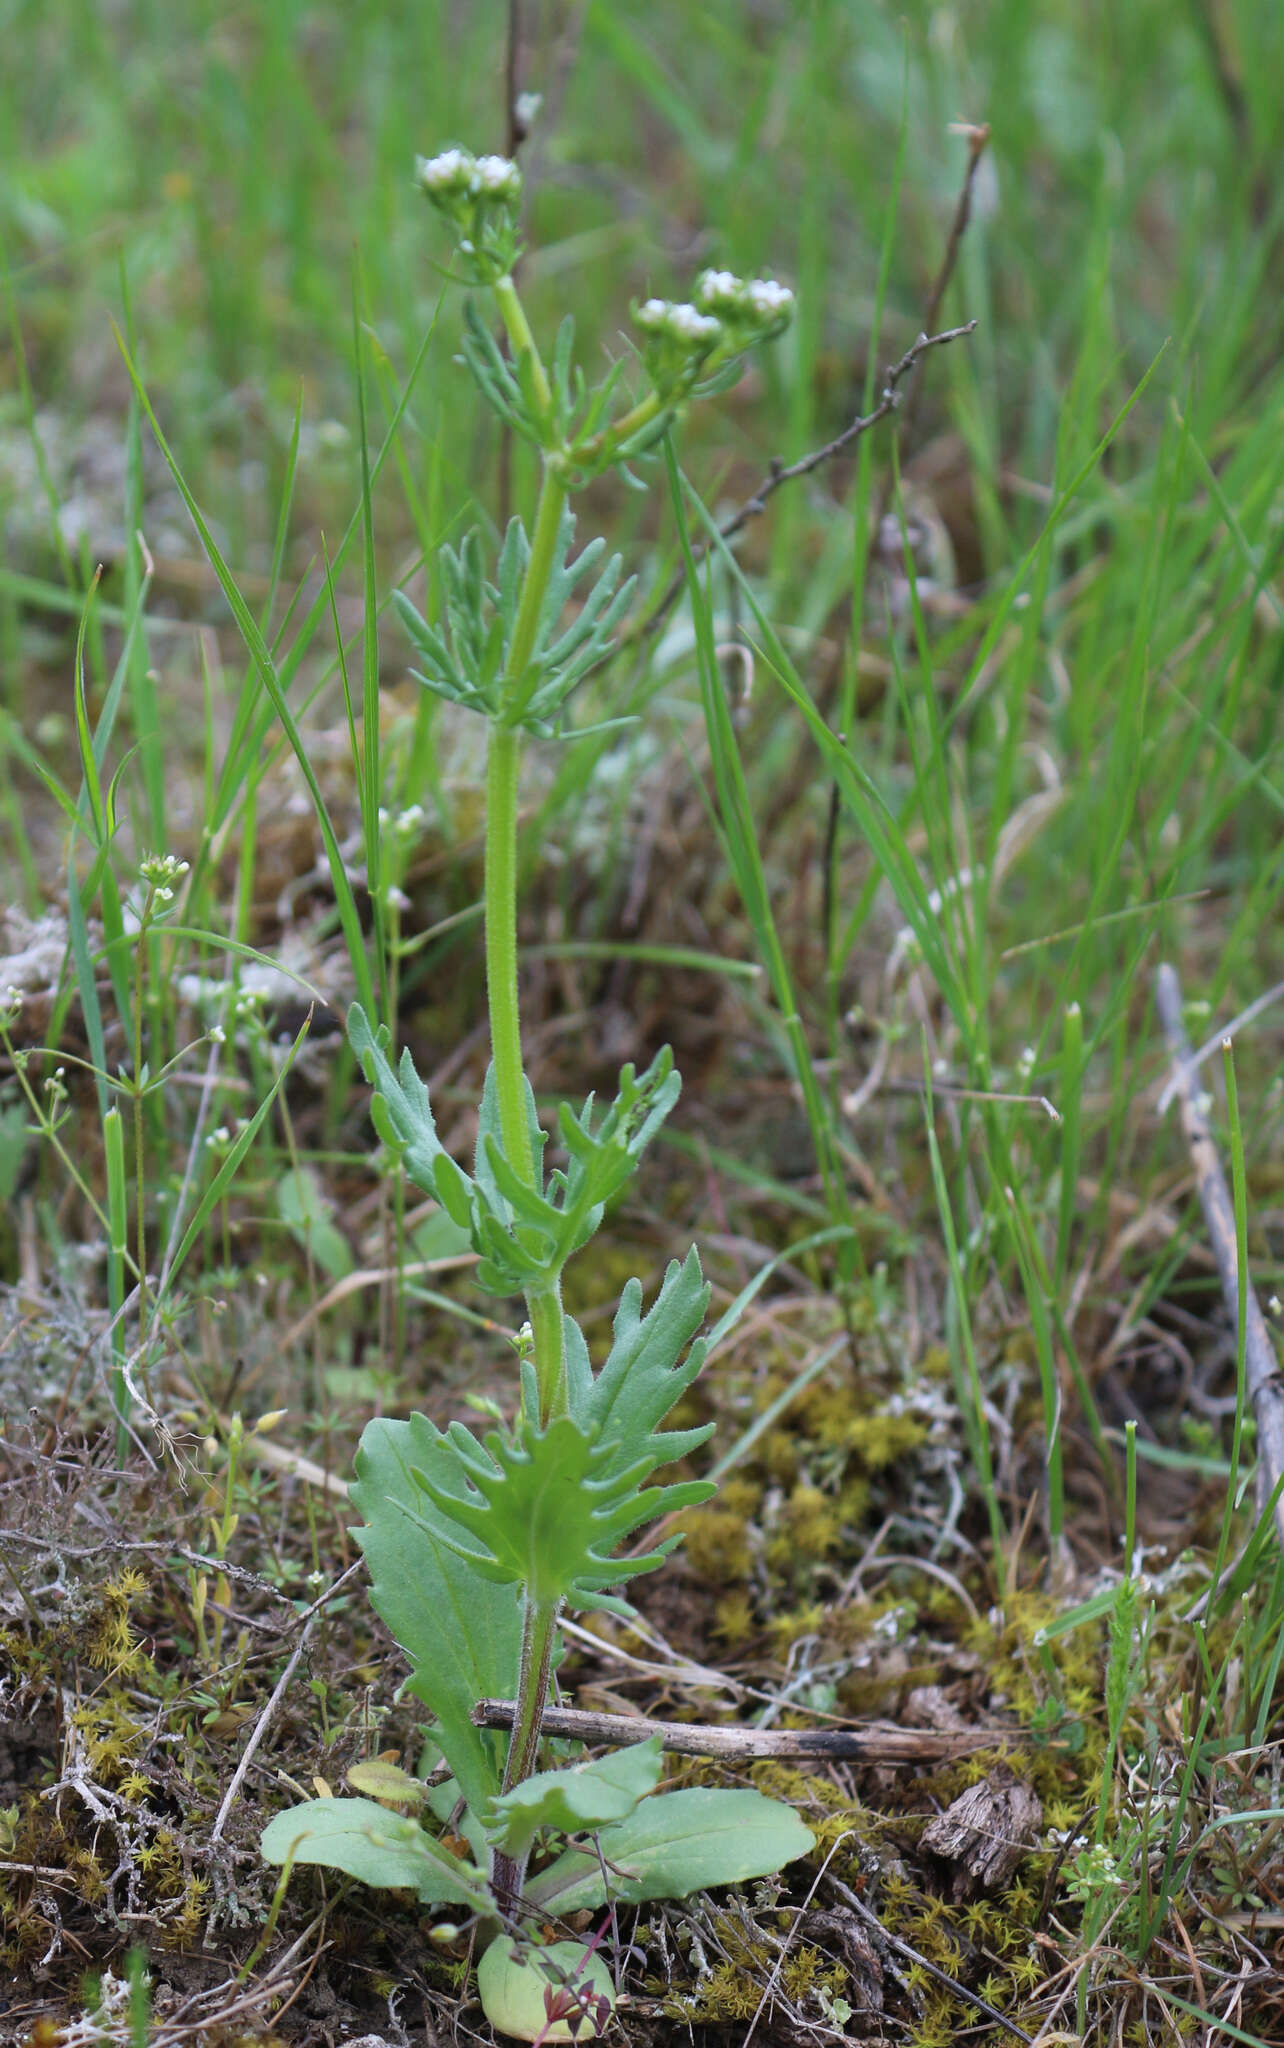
[{"left": 3, "top": 2, "right": 1284, "bottom": 2042}]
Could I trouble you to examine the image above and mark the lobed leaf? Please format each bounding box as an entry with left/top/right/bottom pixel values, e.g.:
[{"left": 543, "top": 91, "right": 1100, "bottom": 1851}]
[
  {"left": 408, "top": 1411, "right": 714, "bottom": 1611},
  {"left": 350, "top": 1414, "right": 522, "bottom": 1818}
]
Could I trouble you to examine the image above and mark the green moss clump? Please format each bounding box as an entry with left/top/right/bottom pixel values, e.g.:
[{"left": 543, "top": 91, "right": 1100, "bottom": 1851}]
[{"left": 678, "top": 1505, "right": 754, "bottom": 1583}]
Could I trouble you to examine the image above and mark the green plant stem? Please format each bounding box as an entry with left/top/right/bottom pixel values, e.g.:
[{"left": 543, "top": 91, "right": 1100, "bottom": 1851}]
[
  {"left": 493, "top": 274, "right": 552, "bottom": 417},
  {"left": 480, "top": 453, "right": 576, "bottom": 1828},
  {"left": 492, "top": 1591, "right": 560, "bottom": 1905},
  {"left": 483, "top": 722, "right": 531, "bottom": 1183},
  {"left": 482, "top": 463, "right": 568, "bottom": 1190},
  {"left": 527, "top": 1285, "right": 567, "bottom": 1425}
]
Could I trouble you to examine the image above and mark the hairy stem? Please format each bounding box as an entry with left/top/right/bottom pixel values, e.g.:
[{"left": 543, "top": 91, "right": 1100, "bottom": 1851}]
[
  {"left": 493, "top": 273, "right": 552, "bottom": 418},
  {"left": 483, "top": 721, "right": 530, "bottom": 1183},
  {"left": 482, "top": 462, "right": 569, "bottom": 1187},
  {"left": 491, "top": 1591, "right": 561, "bottom": 1908}
]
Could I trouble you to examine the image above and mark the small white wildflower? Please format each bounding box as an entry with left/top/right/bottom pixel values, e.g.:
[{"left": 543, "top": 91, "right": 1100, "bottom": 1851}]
[
  {"left": 140, "top": 851, "right": 189, "bottom": 890},
  {"left": 744, "top": 277, "right": 794, "bottom": 320},
  {"left": 666, "top": 303, "right": 721, "bottom": 346},
  {"left": 514, "top": 91, "right": 542, "bottom": 128},
  {"left": 695, "top": 267, "right": 743, "bottom": 310},
  {"left": 635, "top": 297, "right": 672, "bottom": 332},
  {"left": 416, "top": 147, "right": 474, "bottom": 195},
  {"left": 398, "top": 803, "right": 425, "bottom": 832},
  {"left": 474, "top": 153, "right": 522, "bottom": 200},
  {"left": 209, "top": 1024, "right": 226, "bottom": 1045},
  {"left": 378, "top": 806, "right": 391, "bottom": 829}
]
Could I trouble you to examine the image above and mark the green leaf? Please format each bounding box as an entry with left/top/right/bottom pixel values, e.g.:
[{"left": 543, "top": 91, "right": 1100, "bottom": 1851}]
[
  {"left": 570, "top": 1247, "right": 714, "bottom": 1480},
  {"left": 348, "top": 1003, "right": 454, "bottom": 1199},
  {"left": 408, "top": 1412, "right": 714, "bottom": 1609},
  {"left": 524, "top": 1787, "right": 815, "bottom": 1915},
  {"left": 350, "top": 1415, "right": 522, "bottom": 1818},
  {"left": 483, "top": 1737, "right": 662, "bottom": 1859},
  {"left": 476, "top": 1938, "right": 615, "bottom": 2044},
  {"left": 260, "top": 1796, "right": 492, "bottom": 1911},
  {"left": 345, "top": 1758, "right": 428, "bottom": 1804}
]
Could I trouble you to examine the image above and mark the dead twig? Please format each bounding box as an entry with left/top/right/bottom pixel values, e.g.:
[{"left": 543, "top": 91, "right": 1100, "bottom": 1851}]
[
  {"left": 645, "top": 320, "right": 977, "bottom": 636},
  {"left": 897, "top": 122, "right": 990, "bottom": 449},
  {"left": 1155, "top": 961, "right": 1284, "bottom": 1553},
  {"left": 471, "top": 1697, "right": 1031, "bottom": 1763}
]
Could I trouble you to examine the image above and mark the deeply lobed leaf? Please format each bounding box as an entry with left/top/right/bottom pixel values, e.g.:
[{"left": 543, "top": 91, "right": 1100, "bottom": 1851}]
[{"left": 407, "top": 1410, "right": 714, "bottom": 1610}]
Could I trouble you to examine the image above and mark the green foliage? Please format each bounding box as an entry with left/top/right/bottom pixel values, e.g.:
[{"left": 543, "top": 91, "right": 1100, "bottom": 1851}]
[
  {"left": 349, "top": 1412, "right": 522, "bottom": 1818},
  {"left": 524, "top": 1787, "right": 817, "bottom": 1915},
  {"left": 402, "top": 1407, "right": 713, "bottom": 1613},
  {"left": 482, "top": 1737, "right": 663, "bottom": 1859},
  {"left": 393, "top": 505, "right": 635, "bottom": 739},
  {"left": 476, "top": 1936, "right": 615, "bottom": 2044},
  {"left": 259, "top": 142, "right": 811, "bottom": 2015},
  {"left": 348, "top": 1003, "right": 683, "bottom": 1296},
  {"left": 259, "top": 1796, "right": 492, "bottom": 1912}
]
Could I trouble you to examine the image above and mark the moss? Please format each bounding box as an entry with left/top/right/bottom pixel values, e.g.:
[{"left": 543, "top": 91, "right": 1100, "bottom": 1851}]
[
  {"left": 718, "top": 1474, "right": 763, "bottom": 1518},
  {"left": 677, "top": 1504, "right": 753, "bottom": 1583},
  {"left": 765, "top": 1483, "right": 841, "bottom": 1570},
  {"left": 712, "top": 1591, "right": 758, "bottom": 1644}
]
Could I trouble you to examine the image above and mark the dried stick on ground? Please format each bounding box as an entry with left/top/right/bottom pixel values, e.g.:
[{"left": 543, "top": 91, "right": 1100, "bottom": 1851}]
[
  {"left": 471, "top": 1697, "right": 1030, "bottom": 1763},
  {"left": 1156, "top": 961, "right": 1284, "bottom": 1552}
]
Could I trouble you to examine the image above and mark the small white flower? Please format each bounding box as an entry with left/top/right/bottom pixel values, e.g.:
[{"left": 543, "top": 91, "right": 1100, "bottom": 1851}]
[
  {"left": 695, "top": 267, "right": 743, "bottom": 309},
  {"left": 666, "top": 303, "right": 721, "bottom": 346},
  {"left": 635, "top": 297, "right": 671, "bottom": 332},
  {"left": 140, "top": 851, "right": 189, "bottom": 889},
  {"left": 744, "top": 277, "right": 794, "bottom": 320},
  {"left": 474, "top": 153, "right": 522, "bottom": 200},
  {"left": 416, "top": 147, "right": 473, "bottom": 195}
]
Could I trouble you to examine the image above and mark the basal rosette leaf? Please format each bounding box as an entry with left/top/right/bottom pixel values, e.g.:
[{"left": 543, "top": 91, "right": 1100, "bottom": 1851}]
[
  {"left": 260, "top": 1795, "right": 492, "bottom": 1912},
  {"left": 524, "top": 1787, "right": 816, "bottom": 1915},
  {"left": 482, "top": 1737, "right": 663, "bottom": 1860}
]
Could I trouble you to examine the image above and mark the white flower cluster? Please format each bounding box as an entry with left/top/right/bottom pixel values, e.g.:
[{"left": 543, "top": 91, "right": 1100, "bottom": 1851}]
[
  {"left": 634, "top": 298, "right": 721, "bottom": 347},
  {"left": 634, "top": 271, "right": 795, "bottom": 373},
  {"left": 695, "top": 267, "right": 795, "bottom": 331},
  {"left": 415, "top": 147, "right": 522, "bottom": 205},
  {"left": 139, "top": 850, "right": 190, "bottom": 903}
]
